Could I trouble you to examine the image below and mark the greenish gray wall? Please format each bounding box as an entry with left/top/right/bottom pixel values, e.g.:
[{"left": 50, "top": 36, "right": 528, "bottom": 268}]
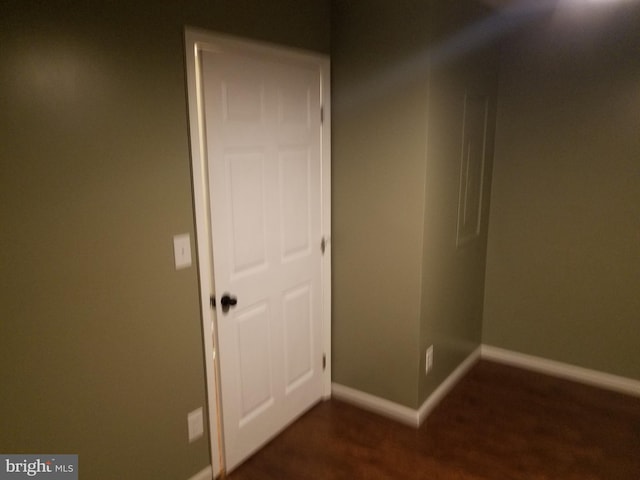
[
  {"left": 418, "top": 1, "right": 499, "bottom": 404},
  {"left": 483, "top": 2, "right": 640, "bottom": 380},
  {"left": 331, "top": 0, "right": 430, "bottom": 408},
  {"left": 332, "top": 0, "right": 498, "bottom": 409},
  {"left": 0, "top": 1, "right": 329, "bottom": 478}
]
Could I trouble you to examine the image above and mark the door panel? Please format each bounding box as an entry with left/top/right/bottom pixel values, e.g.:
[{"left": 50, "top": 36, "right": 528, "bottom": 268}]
[
  {"left": 236, "top": 302, "right": 273, "bottom": 422},
  {"left": 283, "top": 283, "right": 313, "bottom": 391},
  {"left": 279, "top": 148, "right": 312, "bottom": 259},
  {"left": 227, "top": 151, "right": 268, "bottom": 275},
  {"left": 201, "top": 47, "right": 323, "bottom": 471}
]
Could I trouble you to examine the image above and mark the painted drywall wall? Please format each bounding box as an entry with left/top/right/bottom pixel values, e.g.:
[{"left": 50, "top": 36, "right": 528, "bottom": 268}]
[
  {"left": 331, "top": 0, "right": 431, "bottom": 408},
  {"left": 0, "top": 1, "right": 329, "bottom": 478},
  {"left": 332, "top": 0, "right": 499, "bottom": 409},
  {"left": 483, "top": 1, "right": 640, "bottom": 380},
  {"left": 418, "top": 1, "right": 499, "bottom": 404}
]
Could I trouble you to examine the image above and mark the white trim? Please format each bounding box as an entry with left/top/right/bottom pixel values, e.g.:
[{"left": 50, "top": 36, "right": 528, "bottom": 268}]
[
  {"left": 331, "top": 383, "right": 421, "bottom": 427},
  {"left": 333, "top": 345, "right": 640, "bottom": 430},
  {"left": 184, "top": 28, "right": 223, "bottom": 478},
  {"left": 332, "top": 347, "right": 481, "bottom": 427},
  {"left": 320, "top": 60, "right": 332, "bottom": 399},
  {"left": 187, "top": 465, "right": 213, "bottom": 480},
  {"left": 417, "top": 346, "right": 481, "bottom": 424},
  {"left": 481, "top": 345, "right": 640, "bottom": 398}
]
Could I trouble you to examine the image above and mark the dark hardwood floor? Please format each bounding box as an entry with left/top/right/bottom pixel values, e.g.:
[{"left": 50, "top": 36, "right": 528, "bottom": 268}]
[{"left": 227, "top": 360, "right": 640, "bottom": 479}]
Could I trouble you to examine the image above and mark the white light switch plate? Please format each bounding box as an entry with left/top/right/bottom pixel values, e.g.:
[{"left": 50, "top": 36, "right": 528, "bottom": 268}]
[
  {"left": 173, "top": 234, "right": 192, "bottom": 270},
  {"left": 187, "top": 407, "right": 204, "bottom": 443}
]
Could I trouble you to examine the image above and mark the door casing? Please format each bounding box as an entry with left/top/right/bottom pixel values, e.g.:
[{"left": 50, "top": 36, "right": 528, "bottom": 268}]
[{"left": 184, "top": 28, "right": 331, "bottom": 476}]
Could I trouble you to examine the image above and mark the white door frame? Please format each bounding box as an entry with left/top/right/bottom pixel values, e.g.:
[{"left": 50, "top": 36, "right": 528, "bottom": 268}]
[{"left": 184, "top": 28, "right": 331, "bottom": 476}]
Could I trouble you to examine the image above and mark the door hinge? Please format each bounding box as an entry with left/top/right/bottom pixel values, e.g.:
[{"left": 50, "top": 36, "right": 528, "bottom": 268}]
[
  {"left": 321, "top": 236, "right": 329, "bottom": 255},
  {"left": 210, "top": 295, "right": 215, "bottom": 308},
  {"left": 322, "top": 353, "right": 326, "bottom": 371},
  {"left": 320, "top": 106, "right": 324, "bottom": 124}
]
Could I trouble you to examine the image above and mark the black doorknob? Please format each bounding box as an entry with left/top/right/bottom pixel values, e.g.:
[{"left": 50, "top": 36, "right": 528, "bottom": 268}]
[{"left": 220, "top": 293, "right": 238, "bottom": 313}]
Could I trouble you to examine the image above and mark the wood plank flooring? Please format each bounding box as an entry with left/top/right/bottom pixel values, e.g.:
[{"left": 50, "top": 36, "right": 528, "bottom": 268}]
[{"left": 226, "top": 360, "right": 640, "bottom": 479}]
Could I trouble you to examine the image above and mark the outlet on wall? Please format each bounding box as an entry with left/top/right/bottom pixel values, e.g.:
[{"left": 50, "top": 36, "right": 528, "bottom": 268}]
[
  {"left": 187, "top": 407, "right": 204, "bottom": 443},
  {"left": 425, "top": 345, "right": 434, "bottom": 375},
  {"left": 173, "top": 233, "right": 192, "bottom": 270}
]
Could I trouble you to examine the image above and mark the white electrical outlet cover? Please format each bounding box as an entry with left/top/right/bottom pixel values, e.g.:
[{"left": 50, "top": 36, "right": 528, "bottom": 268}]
[
  {"left": 187, "top": 407, "right": 204, "bottom": 443},
  {"left": 173, "top": 234, "right": 192, "bottom": 270},
  {"left": 426, "top": 346, "right": 434, "bottom": 374}
]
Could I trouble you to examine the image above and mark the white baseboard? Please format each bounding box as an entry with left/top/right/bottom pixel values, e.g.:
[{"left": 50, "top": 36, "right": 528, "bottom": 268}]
[
  {"left": 331, "top": 382, "right": 421, "bottom": 427},
  {"left": 417, "top": 346, "right": 481, "bottom": 424},
  {"left": 331, "top": 343, "right": 640, "bottom": 430},
  {"left": 481, "top": 345, "right": 640, "bottom": 398},
  {"left": 332, "top": 346, "right": 481, "bottom": 428},
  {"left": 187, "top": 465, "right": 213, "bottom": 480}
]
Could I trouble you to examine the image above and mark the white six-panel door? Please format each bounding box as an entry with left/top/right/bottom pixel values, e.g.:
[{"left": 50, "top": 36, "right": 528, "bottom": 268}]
[{"left": 199, "top": 43, "right": 325, "bottom": 471}]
